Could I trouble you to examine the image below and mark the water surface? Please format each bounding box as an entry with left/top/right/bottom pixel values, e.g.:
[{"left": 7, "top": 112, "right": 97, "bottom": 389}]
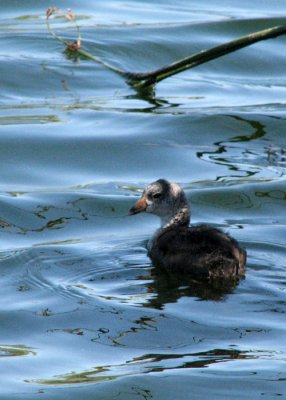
[{"left": 0, "top": 1, "right": 286, "bottom": 399}]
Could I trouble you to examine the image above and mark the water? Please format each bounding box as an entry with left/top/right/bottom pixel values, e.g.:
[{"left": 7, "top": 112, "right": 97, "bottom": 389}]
[{"left": 1, "top": 1, "right": 286, "bottom": 398}]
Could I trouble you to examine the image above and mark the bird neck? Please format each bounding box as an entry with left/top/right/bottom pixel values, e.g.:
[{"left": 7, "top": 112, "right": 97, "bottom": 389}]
[{"left": 160, "top": 205, "right": 190, "bottom": 230}]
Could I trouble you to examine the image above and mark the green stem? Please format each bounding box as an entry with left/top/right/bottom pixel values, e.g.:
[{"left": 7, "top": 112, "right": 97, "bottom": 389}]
[
  {"left": 46, "top": 14, "right": 286, "bottom": 89},
  {"left": 46, "top": 15, "right": 67, "bottom": 46},
  {"left": 127, "top": 25, "right": 286, "bottom": 88}
]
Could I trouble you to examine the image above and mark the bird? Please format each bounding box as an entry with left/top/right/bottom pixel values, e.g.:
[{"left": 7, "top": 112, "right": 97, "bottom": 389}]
[{"left": 129, "top": 179, "right": 246, "bottom": 279}]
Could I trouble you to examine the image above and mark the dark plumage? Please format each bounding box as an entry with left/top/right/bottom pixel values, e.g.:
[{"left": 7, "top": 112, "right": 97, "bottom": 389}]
[{"left": 129, "top": 179, "right": 246, "bottom": 279}]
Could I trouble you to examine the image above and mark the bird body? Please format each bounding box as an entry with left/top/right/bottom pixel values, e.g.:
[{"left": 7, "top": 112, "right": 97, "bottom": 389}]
[{"left": 129, "top": 179, "right": 246, "bottom": 279}]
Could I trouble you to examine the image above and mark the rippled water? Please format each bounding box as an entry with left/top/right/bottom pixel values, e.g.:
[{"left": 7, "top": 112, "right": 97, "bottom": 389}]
[{"left": 1, "top": 1, "right": 286, "bottom": 398}]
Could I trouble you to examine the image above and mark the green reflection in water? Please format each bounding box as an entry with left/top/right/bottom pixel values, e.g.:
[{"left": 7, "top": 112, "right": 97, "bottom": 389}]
[
  {"left": 256, "top": 190, "right": 286, "bottom": 200},
  {"left": 0, "top": 344, "right": 36, "bottom": 357},
  {"left": 33, "top": 347, "right": 278, "bottom": 386},
  {"left": 0, "top": 115, "right": 61, "bottom": 125}
]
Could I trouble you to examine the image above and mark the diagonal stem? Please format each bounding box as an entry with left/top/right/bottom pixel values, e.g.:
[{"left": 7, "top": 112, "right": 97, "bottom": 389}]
[
  {"left": 46, "top": 11, "right": 286, "bottom": 89},
  {"left": 126, "top": 25, "right": 286, "bottom": 88}
]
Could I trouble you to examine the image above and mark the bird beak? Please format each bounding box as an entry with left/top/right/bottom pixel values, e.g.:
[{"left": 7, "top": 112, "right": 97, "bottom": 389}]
[{"left": 129, "top": 195, "right": 147, "bottom": 215}]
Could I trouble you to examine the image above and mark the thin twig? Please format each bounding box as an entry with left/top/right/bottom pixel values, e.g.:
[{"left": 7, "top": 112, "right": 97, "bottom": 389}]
[{"left": 46, "top": 8, "right": 126, "bottom": 75}]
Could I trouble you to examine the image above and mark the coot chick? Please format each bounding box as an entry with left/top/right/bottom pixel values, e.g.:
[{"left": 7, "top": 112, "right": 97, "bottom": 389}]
[{"left": 129, "top": 179, "right": 246, "bottom": 279}]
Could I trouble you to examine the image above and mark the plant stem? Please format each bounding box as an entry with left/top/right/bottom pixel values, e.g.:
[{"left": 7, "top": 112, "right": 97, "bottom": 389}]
[
  {"left": 46, "top": 12, "right": 286, "bottom": 89},
  {"left": 126, "top": 25, "right": 286, "bottom": 88}
]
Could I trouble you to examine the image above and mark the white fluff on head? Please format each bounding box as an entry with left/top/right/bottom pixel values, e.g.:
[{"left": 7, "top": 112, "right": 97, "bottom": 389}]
[{"left": 144, "top": 179, "right": 190, "bottom": 228}]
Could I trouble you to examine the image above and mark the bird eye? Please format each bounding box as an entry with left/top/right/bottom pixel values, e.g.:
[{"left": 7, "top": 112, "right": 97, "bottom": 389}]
[{"left": 153, "top": 192, "right": 162, "bottom": 199}]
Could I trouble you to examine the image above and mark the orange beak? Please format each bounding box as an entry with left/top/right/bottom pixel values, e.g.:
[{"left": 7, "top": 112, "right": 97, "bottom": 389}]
[{"left": 129, "top": 196, "right": 147, "bottom": 215}]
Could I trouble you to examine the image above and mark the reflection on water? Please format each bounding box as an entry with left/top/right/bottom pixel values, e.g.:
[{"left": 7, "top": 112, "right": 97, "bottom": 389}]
[
  {"left": 197, "top": 115, "right": 267, "bottom": 179},
  {"left": 265, "top": 144, "right": 286, "bottom": 166},
  {"left": 0, "top": 345, "right": 36, "bottom": 358},
  {"left": 143, "top": 267, "right": 241, "bottom": 307},
  {"left": 1, "top": 1, "right": 286, "bottom": 399},
  {"left": 33, "top": 347, "right": 252, "bottom": 385}
]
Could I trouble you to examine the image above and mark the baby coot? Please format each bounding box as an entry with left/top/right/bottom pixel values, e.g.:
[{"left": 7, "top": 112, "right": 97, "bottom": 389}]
[{"left": 129, "top": 179, "right": 246, "bottom": 279}]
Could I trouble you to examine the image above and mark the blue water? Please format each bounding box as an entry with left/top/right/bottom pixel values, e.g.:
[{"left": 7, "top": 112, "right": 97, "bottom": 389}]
[{"left": 1, "top": 1, "right": 286, "bottom": 399}]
